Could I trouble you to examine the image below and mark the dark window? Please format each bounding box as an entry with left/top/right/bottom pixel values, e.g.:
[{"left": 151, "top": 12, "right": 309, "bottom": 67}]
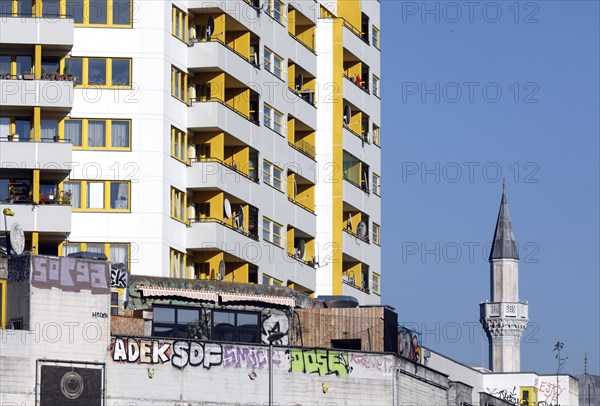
[
  {"left": 113, "top": 0, "right": 131, "bottom": 25},
  {"left": 64, "top": 58, "right": 82, "bottom": 84},
  {"left": 66, "top": 0, "right": 83, "bottom": 23},
  {"left": 152, "top": 305, "right": 203, "bottom": 339},
  {"left": 211, "top": 310, "right": 260, "bottom": 344}
]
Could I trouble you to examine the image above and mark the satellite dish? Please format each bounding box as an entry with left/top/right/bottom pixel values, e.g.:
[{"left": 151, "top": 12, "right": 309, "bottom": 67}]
[
  {"left": 357, "top": 221, "right": 368, "bottom": 240},
  {"left": 224, "top": 199, "right": 232, "bottom": 219},
  {"left": 343, "top": 105, "right": 351, "bottom": 125},
  {"left": 295, "top": 238, "right": 305, "bottom": 260},
  {"left": 235, "top": 205, "right": 245, "bottom": 230},
  {"left": 10, "top": 223, "right": 25, "bottom": 255},
  {"left": 295, "top": 74, "right": 304, "bottom": 91},
  {"left": 206, "top": 16, "right": 215, "bottom": 39},
  {"left": 218, "top": 260, "right": 226, "bottom": 280},
  {"left": 347, "top": 213, "right": 353, "bottom": 231}
]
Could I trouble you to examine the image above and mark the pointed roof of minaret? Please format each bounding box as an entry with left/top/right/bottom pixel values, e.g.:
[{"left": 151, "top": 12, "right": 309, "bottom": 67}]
[{"left": 489, "top": 181, "right": 519, "bottom": 261}]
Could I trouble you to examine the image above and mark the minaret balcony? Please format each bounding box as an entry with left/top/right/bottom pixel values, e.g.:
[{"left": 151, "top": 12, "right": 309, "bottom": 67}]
[{"left": 480, "top": 301, "right": 528, "bottom": 320}]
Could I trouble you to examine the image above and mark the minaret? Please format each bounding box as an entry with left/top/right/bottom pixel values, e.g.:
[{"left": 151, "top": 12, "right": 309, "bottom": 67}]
[{"left": 480, "top": 183, "right": 529, "bottom": 372}]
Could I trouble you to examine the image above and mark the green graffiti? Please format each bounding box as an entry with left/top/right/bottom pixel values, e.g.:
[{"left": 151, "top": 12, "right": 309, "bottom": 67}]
[{"left": 289, "top": 348, "right": 350, "bottom": 378}]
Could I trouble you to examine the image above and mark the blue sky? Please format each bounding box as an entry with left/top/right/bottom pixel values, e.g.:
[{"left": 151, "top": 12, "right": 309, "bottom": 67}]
[{"left": 380, "top": 0, "right": 599, "bottom": 375}]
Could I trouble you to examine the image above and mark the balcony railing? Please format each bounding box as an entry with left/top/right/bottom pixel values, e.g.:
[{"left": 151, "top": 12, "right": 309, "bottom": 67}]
[
  {"left": 188, "top": 36, "right": 260, "bottom": 68},
  {"left": 343, "top": 124, "right": 370, "bottom": 144},
  {"left": 190, "top": 217, "right": 259, "bottom": 241},
  {"left": 2, "top": 190, "right": 72, "bottom": 206},
  {"left": 343, "top": 74, "right": 370, "bottom": 94},
  {"left": 288, "top": 196, "right": 315, "bottom": 214},
  {"left": 343, "top": 227, "right": 370, "bottom": 244},
  {"left": 342, "top": 276, "right": 370, "bottom": 294},
  {"left": 190, "top": 157, "right": 259, "bottom": 183},
  {"left": 288, "top": 32, "right": 316, "bottom": 55},
  {"left": 287, "top": 86, "right": 316, "bottom": 107},
  {"left": 191, "top": 96, "right": 260, "bottom": 126},
  {"left": 1, "top": 135, "right": 71, "bottom": 143},
  {"left": 343, "top": 19, "right": 370, "bottom": 45},
  {"left": 288, "top": 140, "right": 315, "bottom": 160},
  {"left": 287, "top": 252, "right": 317, "bottom": 268},
  {"left": 343, "top": 174, "right": 370, "bottom": 195}
]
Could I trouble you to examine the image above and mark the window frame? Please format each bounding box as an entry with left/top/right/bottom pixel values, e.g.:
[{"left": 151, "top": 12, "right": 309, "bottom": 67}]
[
  {"left": 171, "top": 65, "right": 189, "bottom": 104},
  {"left": 170, "top": 126, "right": 189, "bottom": 163},
  {"left": 262, "top": 160, "right": 284, "bottom": 191},
  {"left": 64, "top": 118, "right": 131, "bottom": 150},
  {"left": 65, "top": 180, "right": 131, "bottom": 212},
  {"left": 170, "top": 187, "right": 188, "bottom": 224},
  {"left": 372, "top": 223, "right": 380, "bottom": 245},
  {"left": 263, "top": 103, "right": 284, "bottom": 135},
  {"left": 372, "top": 273, "right": 380, "bottom": 295},
  {"left": 63, "top": 56, "right": 132, "bottom": 88},
  {"left": 170, "top": 248, "right": 188, "bottom": 278},
  {"left": 152, "top": 304, "right": 203, "bottom": 339},
  {"left": 373, "top": 75, "right": 380, "bottom": 98},
  {"left": 171, "top": 5, "right": 189, "bottom": 43},
  {"left": 266, "top": 0, "right": 284, "bottom": 24},
  {"left": 372, "top": 173, "right": 381, "bottom": 196},
  {"left": 372, "top": 124, "right": 380, "bottom": 147},
  {"left": 263, "top": 217, "right": 283, "bottom": 247},
  {"left": 263, "top": 47, "right": 284, "bottom": 80},
  {"left": 211, "top": 309, "right": 262, "bottom": 344},
  {"left": 372, "top": 26, "right": 380, "bottom": 49},
  {"left": 65, "top": 0, "right": 133, "bottom": 27},
  {"left": 60, "top": 241, "right": 131, "bottom": 271}
]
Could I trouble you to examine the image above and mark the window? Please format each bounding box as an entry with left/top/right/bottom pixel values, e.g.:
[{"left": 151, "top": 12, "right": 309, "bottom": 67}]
[
  {"left": 64, "top": 57, "right": 131, "bottom": 88},
  {"left": 65, "top": 180, "right": 130, "bottom": 211},
  {"left": 372, "top": 273, "right": 380, "bottom": 294},
  {"left": 343, "top": 151, "right": 361, "bottom": 185},
  {"left": 262, "top": 274, "right": 283, "bottom": 286},
  {"left": 372, "top": 26, "right": 380, "bottom": 49},
  {"left": 262, "top": 160, "right": 283, "bottom": 191},
  {"left": 372, "top": 173, "right": 380, "bottom": 196},
  {"left": 61, "top": 242, "right": 130, "bottom": 272},
  {"left": 170, "top": 248, "right": 188, "bottom": 278},
  {"left": 266, "top": 0, "right": 284, "bottom": 24},
  {"left": 171, "top": 65, "right": 188, "bottom": 103},
  {"left": 263, "top": 104, "right": 284, "bottom": 135},
  {"left": 372, "top": 223, "right": 380, "bottom": 245},
  {"left": 373, "top": 124, "right": 380, "bottom": 146},
  {"left": 263, "top": 217, "right": 283, "bottom": 246},
  {"left": 373, "top": 75, "right": 380, "bottom": 97},
  {"left": 171, "top": 187, "right": 188, "bottom": 223},
  {"left": 172, "top": 5, "right": 189, "bottom": 43},
  {"left": 153, "top": 305, "right": 203, "bottom": 339},
  {"left": 263, "top": 48, "right": 284, "bottom": 80},
  {"left": 212, "top": 310, "right": 261, "bottom": 344},
  {"left": 64, "top": 119, "right": 130, "bottom": 149},
  {"left": 63, "top": 0, "right": 132, "bottom": 26},
  {"left": 170, "top": 126, "right": 188, "bottom": 163},
  {"left": 40, "top": 119, "right": 58, "bottom": 142}
]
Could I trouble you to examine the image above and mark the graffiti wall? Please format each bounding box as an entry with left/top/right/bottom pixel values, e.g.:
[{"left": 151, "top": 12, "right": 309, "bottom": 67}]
[
  {"left": 399, "top": 325, "right": 422, "bottom": 363},
  {"left": 110, "top": 337, "right": 394, "bottom": 380},
  {"left": 30, "top": 256, "right": 110, "bottom": 294}
]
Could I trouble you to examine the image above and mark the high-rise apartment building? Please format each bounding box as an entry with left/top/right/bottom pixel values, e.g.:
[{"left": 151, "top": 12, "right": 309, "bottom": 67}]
[{"left": 0, "top": 0, "right": 381, "bottom": 312}]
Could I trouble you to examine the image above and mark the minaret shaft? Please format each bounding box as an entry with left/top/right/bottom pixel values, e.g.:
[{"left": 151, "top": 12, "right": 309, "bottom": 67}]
[{"left": 480, "top": 185, "right": 529, "bottom": 373}]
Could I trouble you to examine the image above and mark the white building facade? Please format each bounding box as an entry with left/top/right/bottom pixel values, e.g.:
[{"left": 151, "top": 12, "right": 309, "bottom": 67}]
[{"left": 0, "top": 0, "right": 382, "bottom": 307}]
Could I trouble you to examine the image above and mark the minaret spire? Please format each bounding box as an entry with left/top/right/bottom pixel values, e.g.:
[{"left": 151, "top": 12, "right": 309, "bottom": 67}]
[
  {"left": 489, "top": 180, "right": 519, "bottom": 261},
  {"left": 480, "top": 183, "right": 529, "bottom": 372}
]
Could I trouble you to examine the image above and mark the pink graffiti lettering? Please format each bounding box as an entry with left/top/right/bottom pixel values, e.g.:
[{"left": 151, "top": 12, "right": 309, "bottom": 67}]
[
  {"left": 223, "top": 346, "right": 281, "bottom": 369},
  {"left": 349, "top": 353, "right": 392, "bottom": 373},
  {"left": 31, "top": 256, "right": 109, "bottom": 294}
]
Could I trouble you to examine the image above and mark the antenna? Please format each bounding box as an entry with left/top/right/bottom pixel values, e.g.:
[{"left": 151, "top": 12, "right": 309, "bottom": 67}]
[
  {"left": 10, "top": 223, "right": 25, "bottom": 255},
  {"left": 205, "top": 16, "right": 215, "bottom": 40},
  {"left": 224, "top": 199, "right": 232, "bottom": 219},
  {"left": 343, "top": 105, "right": 351, "bottom": 126},
  {"left": 293, "top": 178, "right": 298, "bottom": 198},
  {"left": 347, "top": 213, "right": 354, "bottom": 231},
  {"left": 218, "top": 260, "right": 226, "bottom": 281}
]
